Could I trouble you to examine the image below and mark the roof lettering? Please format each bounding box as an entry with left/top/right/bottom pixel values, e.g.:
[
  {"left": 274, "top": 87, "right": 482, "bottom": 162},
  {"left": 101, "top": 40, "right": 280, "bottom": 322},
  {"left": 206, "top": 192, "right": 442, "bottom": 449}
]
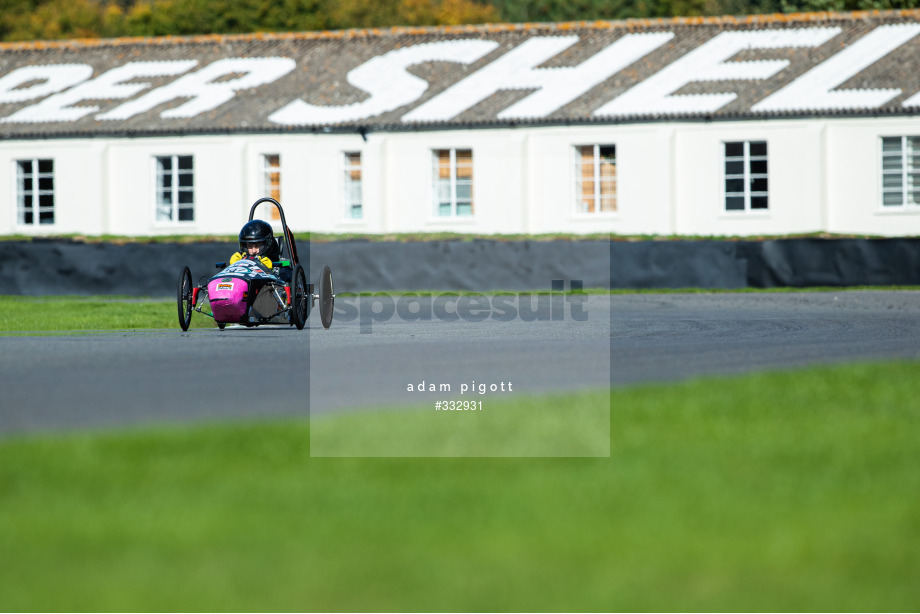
[
  {"left": 594, "top": 28, "right": 841, "bottom": 118},
  {"left": 754, "top": 24, "right": 920, "bottom": 112},
  {"left": 0, "top": 64, "right": 93, "bottom": 105},
  {"left": 403, "top": 32, "right": 674, "bottom": 123},
  {"left": 269, "top": 40, "right": 498, "bottom": 126},
  {"left": 100, "top": 57, "right": 295, "bottom": 120},
  {"left": 0, "top": 14, "right": 918, "bottom": 135},
  {"left": 5, "top": 61, "right": 197, "bottom": 123}
]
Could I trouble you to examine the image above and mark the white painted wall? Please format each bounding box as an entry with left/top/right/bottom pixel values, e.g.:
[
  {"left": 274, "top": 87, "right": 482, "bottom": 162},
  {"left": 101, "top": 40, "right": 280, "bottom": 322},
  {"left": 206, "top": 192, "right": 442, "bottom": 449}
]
[
  {"left": 825, "top": 116, "right": 920, "bottom": 236},
  {"left": 524, "top": 124, "right": 674, "bottom": 235},
  {"left": 106, "top": 135, "right": 249, "bottom": 236},
  {"left": 379, "top": 129, "right": 528, "bottom": 235},
  {"left": 672, "top": 118, "right": 828, "bottom": 237},
  {"left": 0, "top": 139, "right": 105, "bottom": 236},
  {"left": 4, "top": 116, "right": 920, "bottom": 238}
]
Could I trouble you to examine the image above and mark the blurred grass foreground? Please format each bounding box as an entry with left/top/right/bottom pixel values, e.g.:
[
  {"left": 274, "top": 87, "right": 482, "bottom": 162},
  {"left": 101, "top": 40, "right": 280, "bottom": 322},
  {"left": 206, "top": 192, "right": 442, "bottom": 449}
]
[{"left": 1, "top": 361, "right": 919, "bottom": 611}]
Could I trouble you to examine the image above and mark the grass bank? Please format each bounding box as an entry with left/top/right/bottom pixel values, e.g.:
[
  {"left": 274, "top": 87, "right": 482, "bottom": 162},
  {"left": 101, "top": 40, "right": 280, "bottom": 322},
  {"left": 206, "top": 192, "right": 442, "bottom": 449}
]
[
  {"left": 0, "top": 296, "right": 209, "bottom": 332},
  {"left": 4, "top": 289, "right": 920, "bottom": 333},
  {"left": 1, "top": 362, "right": 918, "bottom": 610}
]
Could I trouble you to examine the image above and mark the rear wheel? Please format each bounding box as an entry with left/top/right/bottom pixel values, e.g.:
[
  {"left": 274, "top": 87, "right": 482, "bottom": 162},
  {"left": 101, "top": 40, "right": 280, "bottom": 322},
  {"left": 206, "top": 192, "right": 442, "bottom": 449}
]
[
  {"left": 177, "top": 266, "right": 193, "bottom": 331},
  {"left": 319, "top": 264, "right": 334, "bottom": 330},
  {"left": 290, "top": 264, "right": 307, "bottom": 330}
]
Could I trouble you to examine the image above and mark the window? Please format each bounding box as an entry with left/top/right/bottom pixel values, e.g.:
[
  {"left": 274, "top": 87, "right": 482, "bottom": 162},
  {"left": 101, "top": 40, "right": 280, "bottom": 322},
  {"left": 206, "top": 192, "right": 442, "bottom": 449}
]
[
  {"left": 881, "top": 136, "right": 920, "bottom": 207},
  {"left": 724, "top": 141, "right": 768, "bottom": 211},
  {"left": 343, "top": 152, "right": 363, "bottom": 219},
  {"left": 155, "top": 155, "right": 194, "bottom": 222},
  {"left": 433, "top": 149, "right": 473, "bottom": 217},
  {"left": 575, "top": 145, "right": 616, "bottom": 213},
  {"left": 16, "top": 158, "right": 54, "bottom": 225},
  {"left": 261, "top": 154, "right": 281, "bottom": 220}
]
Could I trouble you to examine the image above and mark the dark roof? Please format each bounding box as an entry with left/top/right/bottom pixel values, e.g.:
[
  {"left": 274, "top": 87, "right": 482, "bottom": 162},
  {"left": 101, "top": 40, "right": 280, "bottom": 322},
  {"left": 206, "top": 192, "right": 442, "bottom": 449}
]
[{"left": 2, "top": 10, "right": 920, "bottom": 138}]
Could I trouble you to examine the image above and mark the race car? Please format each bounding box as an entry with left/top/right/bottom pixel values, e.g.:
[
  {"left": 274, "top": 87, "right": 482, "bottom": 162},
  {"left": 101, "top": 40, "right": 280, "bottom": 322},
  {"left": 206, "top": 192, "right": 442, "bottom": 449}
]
[{"left": 176, "top": 197, "right": 334, "bottom": 331}]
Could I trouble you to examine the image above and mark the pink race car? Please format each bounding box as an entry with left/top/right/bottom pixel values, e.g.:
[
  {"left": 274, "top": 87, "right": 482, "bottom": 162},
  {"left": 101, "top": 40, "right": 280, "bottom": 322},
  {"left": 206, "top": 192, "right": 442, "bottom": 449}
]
[{"left": 177, "top": 197, "right": 334, "bottom": 331}]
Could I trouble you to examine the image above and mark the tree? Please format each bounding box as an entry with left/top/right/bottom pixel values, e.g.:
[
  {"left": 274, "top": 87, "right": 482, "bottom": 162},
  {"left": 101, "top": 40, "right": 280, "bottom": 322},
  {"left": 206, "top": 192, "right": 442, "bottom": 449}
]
[
  {"left": 6, "top": 0, "right": 920, "bottom": 43},
  {"left": 1, "top": 0, "right": 107, "bottom": 40}
]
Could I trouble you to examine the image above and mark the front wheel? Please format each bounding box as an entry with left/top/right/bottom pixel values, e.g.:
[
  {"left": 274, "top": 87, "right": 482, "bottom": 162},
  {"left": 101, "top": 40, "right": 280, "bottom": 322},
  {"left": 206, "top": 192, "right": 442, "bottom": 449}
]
[
  {"left": 177, "top": 266, "right": 193, "bottom": 331},
  {"left": 290, "top": 264, "right": 307, "bottom": 330},
  {"left": 319, "top": 264, "right": 334, "bottom": 330}
]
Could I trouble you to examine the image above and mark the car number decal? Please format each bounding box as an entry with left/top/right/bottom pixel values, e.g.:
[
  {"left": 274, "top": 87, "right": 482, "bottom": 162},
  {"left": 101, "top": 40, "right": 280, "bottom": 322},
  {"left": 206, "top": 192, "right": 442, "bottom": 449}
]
[{"left": 221, "top": 262, "right": 276, "bottom": 279}]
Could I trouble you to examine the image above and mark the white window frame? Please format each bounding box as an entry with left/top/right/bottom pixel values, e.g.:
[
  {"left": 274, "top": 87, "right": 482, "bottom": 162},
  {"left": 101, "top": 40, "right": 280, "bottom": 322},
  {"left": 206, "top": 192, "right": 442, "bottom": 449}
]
[
  {"left": 723, "top": 141, "right": 769, "bottom": 213},
  {"left": 154, "top": 154, "right": 195, "bottom": 223},
  {"left": 343, "top": 151, "right": 363, "bottom": 220},
  {"left": 260, "top": 153, "right": 282, "bottom": 221},
  {"left": 432, "top": 148, "right": 473, "bottom": 218},
  {"left": 880, "top": 136, "right": 920, "bottom": 209},
  {"left": 15, "top": 158, "right": 55, "bottom": 227},
  {"left": 573, "top": 144, "right": 617, "bottom": 215}
]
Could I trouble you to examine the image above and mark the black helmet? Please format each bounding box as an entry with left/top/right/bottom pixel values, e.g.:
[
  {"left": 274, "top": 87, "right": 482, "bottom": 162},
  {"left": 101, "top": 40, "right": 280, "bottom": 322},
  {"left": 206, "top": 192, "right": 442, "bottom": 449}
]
[{"left": 239, "top": 219, "right": 274, "bottom": 257}]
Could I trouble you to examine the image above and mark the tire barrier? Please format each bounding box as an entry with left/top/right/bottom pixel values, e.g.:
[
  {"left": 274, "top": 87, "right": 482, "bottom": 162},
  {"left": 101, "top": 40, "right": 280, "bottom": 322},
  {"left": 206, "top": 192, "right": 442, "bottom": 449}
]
[{"left": 1, "top": 238, "right": 919, "bottom": 295}]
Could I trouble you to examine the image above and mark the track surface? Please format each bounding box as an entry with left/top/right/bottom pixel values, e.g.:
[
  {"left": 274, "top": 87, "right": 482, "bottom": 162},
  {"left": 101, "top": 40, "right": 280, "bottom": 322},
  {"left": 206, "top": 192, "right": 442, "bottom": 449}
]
[{"left": 2, "top": 291, "right": 920, "bottom": 435}]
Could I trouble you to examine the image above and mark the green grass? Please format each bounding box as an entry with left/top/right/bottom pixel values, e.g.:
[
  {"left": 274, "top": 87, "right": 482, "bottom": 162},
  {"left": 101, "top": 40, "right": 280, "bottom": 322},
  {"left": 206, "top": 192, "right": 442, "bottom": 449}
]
[
  {"left": 0, "top": 296, "right": 212, "bottom": 332},
  {"left": 5, "top": 288, "right": 920, "bottom": 333},
  {"left": 311, "top": 389, "right": 610, "bottom": 457},
  {"left": 1, "top": 362, "right": 919, "bottom": 611}
]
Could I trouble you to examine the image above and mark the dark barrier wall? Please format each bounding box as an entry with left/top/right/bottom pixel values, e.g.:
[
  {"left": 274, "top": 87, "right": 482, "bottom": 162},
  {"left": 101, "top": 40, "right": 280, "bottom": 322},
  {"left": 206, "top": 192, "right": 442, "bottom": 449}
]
[
  {"left": 736, "top": 239, "right": 920, "bottom": 287},
  {"left": 1, "top": 238, "right": 919, "bottom": 295}
]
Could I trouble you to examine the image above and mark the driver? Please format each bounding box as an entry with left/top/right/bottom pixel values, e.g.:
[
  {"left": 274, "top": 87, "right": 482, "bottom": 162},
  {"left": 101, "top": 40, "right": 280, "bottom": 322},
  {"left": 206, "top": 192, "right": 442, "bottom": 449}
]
[{"left": 230, "top": 219, "right": 274, "bottom": 269}]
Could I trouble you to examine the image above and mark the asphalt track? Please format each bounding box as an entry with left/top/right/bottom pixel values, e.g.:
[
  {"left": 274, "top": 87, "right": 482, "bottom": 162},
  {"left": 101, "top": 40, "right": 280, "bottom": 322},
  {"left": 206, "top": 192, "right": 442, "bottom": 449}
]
[{"left": 2, "top": 291, "right": 920, "bottom": 436}]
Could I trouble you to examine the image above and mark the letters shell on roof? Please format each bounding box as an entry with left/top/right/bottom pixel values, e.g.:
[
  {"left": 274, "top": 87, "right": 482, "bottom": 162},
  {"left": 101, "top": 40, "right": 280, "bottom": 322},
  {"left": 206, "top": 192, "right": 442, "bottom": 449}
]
[{"left": 1, "top": 10, "right": 920, "bottom": 138}]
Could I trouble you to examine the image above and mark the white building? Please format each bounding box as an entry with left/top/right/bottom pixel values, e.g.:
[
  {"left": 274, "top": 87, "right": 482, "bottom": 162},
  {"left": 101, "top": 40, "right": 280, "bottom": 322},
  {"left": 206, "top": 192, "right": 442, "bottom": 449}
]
[{"left": 2, "top": 11, "right": 920, "bottom": 237}]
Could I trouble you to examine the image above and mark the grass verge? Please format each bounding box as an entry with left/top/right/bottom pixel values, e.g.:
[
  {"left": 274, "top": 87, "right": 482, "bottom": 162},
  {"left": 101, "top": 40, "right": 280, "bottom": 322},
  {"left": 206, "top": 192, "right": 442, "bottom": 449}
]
[
  {"left": 310, "top": 389, "right": 610, "bottom": 457},
  {"left": 4, "top": 288, "right": 920, "bottom": 333},
  {"left": 0, "top": 361, "right": 918, "bottom": 611},
  {"left": 0, "top": 296, "right": 211, "bottom": 332}
]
